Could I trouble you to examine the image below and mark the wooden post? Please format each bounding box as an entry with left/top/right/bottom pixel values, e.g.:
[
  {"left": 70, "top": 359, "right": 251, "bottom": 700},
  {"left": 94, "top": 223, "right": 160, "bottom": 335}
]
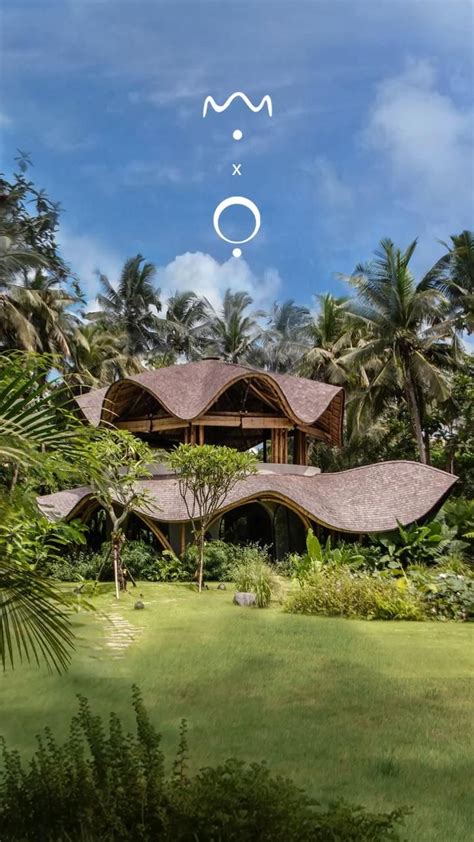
[
  {"left": 294, "top": 430, "right": 307, "bottom": 465},
  {"left": 198, "top": 425, "right": 205, "bottom": 445},
  {"left": 190, "top": 425, "right": 197, "bottom": 445},
  {"left": 180, "top": 523, "right": 186, "bottom": 556},
  {"left": 271, "top": 428, "right": 288, "bottom": 463}
]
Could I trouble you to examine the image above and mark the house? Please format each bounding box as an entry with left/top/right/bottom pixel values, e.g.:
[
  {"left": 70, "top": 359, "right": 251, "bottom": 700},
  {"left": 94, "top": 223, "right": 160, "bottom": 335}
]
[{"left": 38, "top": 359, "right": 457, "bottom": 558}]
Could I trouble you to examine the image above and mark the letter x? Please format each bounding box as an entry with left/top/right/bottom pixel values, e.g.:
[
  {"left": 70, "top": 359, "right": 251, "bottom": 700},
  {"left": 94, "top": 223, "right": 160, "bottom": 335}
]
[{"left": 232, "top": 164, "right": 242, "bottom": 176}]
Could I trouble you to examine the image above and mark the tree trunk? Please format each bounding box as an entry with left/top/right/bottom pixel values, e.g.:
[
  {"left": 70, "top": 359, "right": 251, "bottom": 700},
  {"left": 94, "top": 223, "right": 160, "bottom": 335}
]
[
  {"left": 198, "top": 528, "right": 205, "bottom": 593},
  {"left": 423, "top": 429, "right": 431, "bottom": 466},
  {"left": 404, "top": 367, "right": 426, "bottom": 464},
  {"left": 112, "top": 532, "right": 125, "bottom": 599}
]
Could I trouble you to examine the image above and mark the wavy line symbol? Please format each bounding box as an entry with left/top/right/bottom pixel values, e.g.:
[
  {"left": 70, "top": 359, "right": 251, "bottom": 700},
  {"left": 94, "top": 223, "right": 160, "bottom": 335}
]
[{"left": 203, "top": 92, "right": 273, "bottom": 118}]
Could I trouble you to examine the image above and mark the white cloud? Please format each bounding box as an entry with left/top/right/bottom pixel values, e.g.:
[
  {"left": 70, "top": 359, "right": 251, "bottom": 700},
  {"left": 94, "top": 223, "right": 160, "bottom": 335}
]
[
  {"left": 313, "top": 157, "right": 354, "bottom": 210},
  {"left": 0, "top": 111, "right": 12, "bottom": 127},
  {"left": 58, "top": 227, "right": 123, "bottom": 299},
  {"left": 364, "top": 59, "right": 473, "bottom": 215},
  {"left": 156, "top": 251, "right": 282, "bottom": 311}
]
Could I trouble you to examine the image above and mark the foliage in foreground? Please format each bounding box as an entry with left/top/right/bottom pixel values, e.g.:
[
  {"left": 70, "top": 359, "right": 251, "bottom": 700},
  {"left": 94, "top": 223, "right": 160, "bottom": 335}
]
[{"left": 0, "top": 688, "right": 407, "bottom": 842}]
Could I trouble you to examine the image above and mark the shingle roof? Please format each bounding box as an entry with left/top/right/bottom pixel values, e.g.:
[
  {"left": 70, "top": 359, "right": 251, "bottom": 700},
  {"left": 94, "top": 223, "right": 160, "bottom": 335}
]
[
  {"left": 37, "top": 460, "right": 457, "bottom": 534},
  {"left": 74, "top": 360, "right": 344, "bottom": 445}
]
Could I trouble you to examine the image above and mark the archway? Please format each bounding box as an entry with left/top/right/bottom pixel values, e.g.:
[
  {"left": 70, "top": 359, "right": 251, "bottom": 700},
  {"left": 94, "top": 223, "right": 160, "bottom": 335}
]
[
  {"left": 219, "top": 502, "right": 273, "bottom": 549},
  {"left": 273, "top": 504, "right": 307, "bottom": 559}
]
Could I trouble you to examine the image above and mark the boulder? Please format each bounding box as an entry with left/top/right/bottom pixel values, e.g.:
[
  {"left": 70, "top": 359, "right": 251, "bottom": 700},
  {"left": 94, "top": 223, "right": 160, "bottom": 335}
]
[
  {"left": 217, "top": 583, "right": 227, "bottom": 590},
  {"left": 233, "top": 591, "right": 256, "bottom": 607},
  {"left": 134, "top": 600, "right": 145, "bottom": 610}
]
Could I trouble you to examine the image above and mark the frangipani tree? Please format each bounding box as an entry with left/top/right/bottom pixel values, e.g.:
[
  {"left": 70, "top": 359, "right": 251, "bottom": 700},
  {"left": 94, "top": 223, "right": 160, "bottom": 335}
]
[
  {"left": 84, "top": 430, "right": 154, "bottom": 599},
  {"left": 168, "top": 444, "right": 257, "bottom": 592}
]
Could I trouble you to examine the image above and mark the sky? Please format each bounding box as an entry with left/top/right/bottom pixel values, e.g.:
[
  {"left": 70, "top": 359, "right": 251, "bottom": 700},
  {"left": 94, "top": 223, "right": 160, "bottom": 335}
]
[{"left": 1, "top": 0, "right": 473, "bottom": 312}]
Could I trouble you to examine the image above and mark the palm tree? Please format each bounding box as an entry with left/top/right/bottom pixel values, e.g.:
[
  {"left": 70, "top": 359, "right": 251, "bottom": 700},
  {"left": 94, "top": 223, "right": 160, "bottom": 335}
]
[
  {"left": 204, "top": 289, "right": 263, "bottom": 364},
  {"left": 340, "top": 239, "right": 457, "bottom": 463},
  {"left": 90, "top": 255, "right": 161, "bottom": 360},
  {"left": 160, "top": 290, "right": 208, "bottom": 361},
  {"left": 65, "top": 323, "right": 143, "bottom": 390},
  {"left": 0, "top": 354, "right": 89, "bottom": 671},
  {"left": 262, "top": 299, "right": 310, "bottom": 372},
  {"left": 300, "top": 294, "right": 357, "bottom": 385},
  {"left": 429, "top": 230, "right": 474, "bottom": 333},
  {"left": 7, "top": 271, "right": 83, "bottom": 359}
]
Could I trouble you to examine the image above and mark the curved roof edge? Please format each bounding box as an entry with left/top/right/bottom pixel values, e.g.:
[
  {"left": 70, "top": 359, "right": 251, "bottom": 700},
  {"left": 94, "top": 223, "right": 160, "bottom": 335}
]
[
  {"left": 74, "top": 360, "right": 344, "bottom": 444},
  {"left": 37, "top": 460, "right": 457, "bottom": 535}
]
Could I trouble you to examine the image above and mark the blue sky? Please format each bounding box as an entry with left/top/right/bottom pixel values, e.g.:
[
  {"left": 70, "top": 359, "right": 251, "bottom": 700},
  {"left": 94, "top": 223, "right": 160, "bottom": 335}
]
[{"left": 1, "top": 0, "right": 473, "bottom": 311}]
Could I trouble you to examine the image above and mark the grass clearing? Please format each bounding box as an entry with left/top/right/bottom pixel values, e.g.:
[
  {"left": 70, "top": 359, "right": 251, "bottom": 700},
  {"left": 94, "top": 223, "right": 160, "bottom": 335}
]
[{"left": 1, "top": 583, "right": 473, "bottom": 841}]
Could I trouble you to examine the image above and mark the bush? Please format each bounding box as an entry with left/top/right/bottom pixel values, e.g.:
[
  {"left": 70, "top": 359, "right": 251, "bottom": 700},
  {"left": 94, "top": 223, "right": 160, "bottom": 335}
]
[
  {"left": 287, "top": 530, "right": 382, "bottom": 586},
  {"left": 0, "top": 689, "right": 407, "bottom": 841},
  {"left": 408, "top": 568, "right": 474, "bottom": 621},
  {"left": 231, "top": 551, "right": 279, "bottom": 607},
  {"left": 286, "top": 568, "right": 424, "bottom": 621},
  {"left": 43, "top": 549, "right": 105, "bottom": 581}
]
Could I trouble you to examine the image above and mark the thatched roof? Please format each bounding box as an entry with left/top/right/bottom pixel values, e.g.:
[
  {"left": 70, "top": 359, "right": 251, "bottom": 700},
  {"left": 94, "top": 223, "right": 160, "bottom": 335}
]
[
  {"left": 37, "top": 460, "right": 456, "bottom": 534},
  {"left": 74, "top": 360, "right": 344, "bottom": 445}
]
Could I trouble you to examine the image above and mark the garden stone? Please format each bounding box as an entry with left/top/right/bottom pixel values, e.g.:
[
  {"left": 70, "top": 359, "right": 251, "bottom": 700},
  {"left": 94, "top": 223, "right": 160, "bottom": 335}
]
[
  {"left": 134, "top": 600, "right": 145, "bottom": 610},
  {"left": 233, "top": 591, "right": 256, "bottom": 607},
  {"left": 217, "top": 583, "right": 226, "bottom": 590}
]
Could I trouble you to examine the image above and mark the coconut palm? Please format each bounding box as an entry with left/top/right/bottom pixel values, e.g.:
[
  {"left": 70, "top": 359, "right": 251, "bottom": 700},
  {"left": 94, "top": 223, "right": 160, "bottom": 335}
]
[
  {"left": 160, "top": 290, "right": 209, "bottom": 361},
  {"left": 204, "top": 289, "right": 264, "bottom": 364},
  {"left": 300, "top": 294, "right": 358, "bottom": 385},
  {"left": 6, "top": 271, "right": 84, "bottom": 359},
  {"left": 262, "top": 299, "right": 311, "bottom": 372},
  {"left": 65, "top": 323, "right": 143, "bottom": 390},
  {"left": 90, "top": 255, "right": 161, "bottom": 360},
  {"left": 340, "top": 239, "right": 457, "bottom": 463},
  {"left": 428, "top": 230, "right": 474, "bottom": 333}
]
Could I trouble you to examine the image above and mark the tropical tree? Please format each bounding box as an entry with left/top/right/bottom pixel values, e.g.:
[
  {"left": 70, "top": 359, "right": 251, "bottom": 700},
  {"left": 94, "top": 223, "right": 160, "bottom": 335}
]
[
  {"left": 261, "top": 299, "right": 310, "bottom": 372},
  {"left": 168, "top": 444, "right": 257, "bottom": 591},
  {"left": 0, "top": 157, "right": 81, "bottom": 356},
  {"left": 341, "top": 239, "right": 457, "bottom": 463},
  {"left": 160, "top": 290, "right": 209, "bottom": 361},
  {"left": 83, "top": 429, "right": 154, "bottom": 599},
  {"left": 429, "top": 230, "right": 474, "bottom": 333},
  {"left": 65, "top": 323, "right": 143, "bottom": 391},
  {"left": 89, "top": 255, "right": 161, "bottom": 361},
  {"left": 0, "top": 353, "right": 91, "bottom": 671},
  {"left": 204, "top": 289, "right": 263, "bottom": 364},
  {"left": 300, "top": 294, "right": 357, "bottom": 385}
]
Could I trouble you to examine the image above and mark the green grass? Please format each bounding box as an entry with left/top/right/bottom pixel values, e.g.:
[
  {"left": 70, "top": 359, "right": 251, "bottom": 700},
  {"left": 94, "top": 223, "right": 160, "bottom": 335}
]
[{"left": 2, "top": 583, "right": 473, "bottom": 841}]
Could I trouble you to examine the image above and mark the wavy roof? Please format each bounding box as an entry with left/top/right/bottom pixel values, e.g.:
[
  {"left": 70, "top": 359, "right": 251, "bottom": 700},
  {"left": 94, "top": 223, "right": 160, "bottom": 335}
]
[
  {"left": 74, "top": 360, "right": 344, "bottom": 445},
  {"left": 38, "top": 460, "right": 456, "bottom": 534}
]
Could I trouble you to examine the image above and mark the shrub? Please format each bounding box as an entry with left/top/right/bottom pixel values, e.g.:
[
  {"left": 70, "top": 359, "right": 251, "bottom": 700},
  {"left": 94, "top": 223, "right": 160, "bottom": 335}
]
[
  {"left": 408, "top": 568, "right": 474, "bottom": 621},
  {"left": 286, "top": 568, "right": 424, "bottom": 621},
  {"left": 231, "top": 552, "right": 279, "bottom": 607},
  {"left": 287, "top": 530, "right": 382, "bottom": 585},
  {"left": 0, "top": 689, "right": 408, "bottom": 841},
  {"left": 374, "top": 520, "right": 464, "bottom": 568},
  {"left": 183, "top": 538, "right": 235, "bottom": 581}
]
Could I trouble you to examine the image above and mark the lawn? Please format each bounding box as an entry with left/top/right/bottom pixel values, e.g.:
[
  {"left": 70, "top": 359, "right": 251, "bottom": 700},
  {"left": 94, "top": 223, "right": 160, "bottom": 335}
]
[{"left": 1, "top": 583, "right": 473, "bottom": 841}]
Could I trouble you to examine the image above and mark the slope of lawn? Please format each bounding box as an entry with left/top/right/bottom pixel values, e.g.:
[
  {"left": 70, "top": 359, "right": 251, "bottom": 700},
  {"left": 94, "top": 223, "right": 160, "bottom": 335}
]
[{"left": 1, "top": 583, "right": 473, "bottom": 841}]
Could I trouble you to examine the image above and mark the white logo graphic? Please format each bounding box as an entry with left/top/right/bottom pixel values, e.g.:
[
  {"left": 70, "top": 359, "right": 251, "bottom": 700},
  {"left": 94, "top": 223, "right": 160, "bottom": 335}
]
[
  {"left": 232, "top": 164, "right": 242, "bottom": 176},
  {"left": 213, "top": 196, "right": 261, "bottom": 245},
  {"left": 203, "top": 92, "right": 273, "bottom": 118}
]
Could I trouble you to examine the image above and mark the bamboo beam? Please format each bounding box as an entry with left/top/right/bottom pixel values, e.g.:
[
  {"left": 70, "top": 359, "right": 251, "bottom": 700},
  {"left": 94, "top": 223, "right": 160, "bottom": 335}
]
[
  {"left": 190, "top": 425, "right": 197, "bottom": 445},
  {"left": 116, "top": 417, "right": 188, "bottom": 432},
  {"left": 198, "top": 425, "right": 205, "bottom": 445},
  {"left": 294, "top": 430, "right": 307, "bottom": 465}
]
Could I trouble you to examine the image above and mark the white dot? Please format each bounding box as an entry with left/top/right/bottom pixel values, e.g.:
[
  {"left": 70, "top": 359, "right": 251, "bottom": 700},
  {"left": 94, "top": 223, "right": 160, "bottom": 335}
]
[
  {"left": 232, "top": 248, "right": 242, "bottom": 258},
  {"left": 232, "top": 129, "right": 243, "bottom": 141}
]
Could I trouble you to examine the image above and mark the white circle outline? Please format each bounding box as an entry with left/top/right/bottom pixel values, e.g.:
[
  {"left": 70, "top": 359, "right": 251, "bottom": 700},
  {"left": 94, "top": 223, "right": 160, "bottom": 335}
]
[{"left": 213, "top": 196, "right": 261, "bottom": 245}]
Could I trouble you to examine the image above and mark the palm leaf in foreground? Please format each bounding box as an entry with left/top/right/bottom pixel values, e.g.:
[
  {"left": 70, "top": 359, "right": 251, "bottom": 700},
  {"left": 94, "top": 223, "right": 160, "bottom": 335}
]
[{"left": 0, "top": 559, "right": 73, "bottom": 672}]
